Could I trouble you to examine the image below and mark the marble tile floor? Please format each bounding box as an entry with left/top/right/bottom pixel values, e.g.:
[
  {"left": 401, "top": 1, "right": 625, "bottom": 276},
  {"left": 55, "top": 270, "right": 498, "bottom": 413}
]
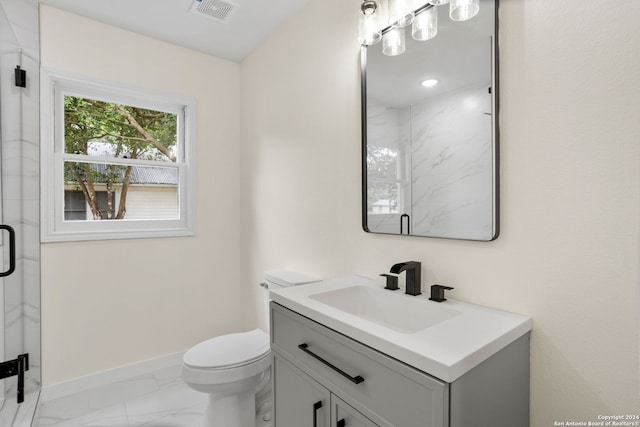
[
  {"left": 0, "top": 391, "right": 40, "bottom": 427},
  {"left": 35, "top": 364, "right": 271, "bottom": 427}
]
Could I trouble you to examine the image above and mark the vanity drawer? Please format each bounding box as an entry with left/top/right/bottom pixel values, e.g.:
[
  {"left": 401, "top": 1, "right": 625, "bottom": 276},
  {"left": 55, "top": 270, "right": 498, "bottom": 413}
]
[{"left": 271, "top": 302, "right": 448, "bottom": 427}]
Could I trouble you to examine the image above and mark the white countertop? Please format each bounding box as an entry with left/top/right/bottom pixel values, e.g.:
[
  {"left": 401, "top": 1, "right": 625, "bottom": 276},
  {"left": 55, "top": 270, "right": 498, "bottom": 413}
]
[{"left": 270, "top": 275, "right": 532, "bottom": 382}]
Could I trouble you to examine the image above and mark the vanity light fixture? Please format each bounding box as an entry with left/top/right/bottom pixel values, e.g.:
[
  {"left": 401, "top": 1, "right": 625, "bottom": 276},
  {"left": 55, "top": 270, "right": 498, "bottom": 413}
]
[
  {"left": 388, "top": 0, "right": 415, "bottom": 28},
  {"left": 412, "top": 6, "right": 438, "bottom": 41},
  {"left": 420, "top": 78, "right": 439, "bottom": 87},
  {"left": 360, "top": 0, "right": 480, "bottom": 56},
  {"left": 449, "top": 0, "right": 480, "bottom": 21},
  {"left": 383, "top": 27, "right": 406, "bottom": 56},
  {"left": 358, "top": 0, "right": 382, "bottom": 46}
]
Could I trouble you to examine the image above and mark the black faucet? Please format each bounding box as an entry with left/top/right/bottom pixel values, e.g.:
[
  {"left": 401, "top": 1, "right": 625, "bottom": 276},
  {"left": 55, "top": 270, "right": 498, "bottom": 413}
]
[{"left": 389, "top": 261, "right": 422, "bottom": 296}]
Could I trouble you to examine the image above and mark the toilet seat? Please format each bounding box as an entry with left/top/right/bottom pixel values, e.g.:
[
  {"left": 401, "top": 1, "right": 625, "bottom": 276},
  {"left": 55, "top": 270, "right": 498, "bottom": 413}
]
[{"left": 184, "top": 329, "right": 270, "bottom": 370}]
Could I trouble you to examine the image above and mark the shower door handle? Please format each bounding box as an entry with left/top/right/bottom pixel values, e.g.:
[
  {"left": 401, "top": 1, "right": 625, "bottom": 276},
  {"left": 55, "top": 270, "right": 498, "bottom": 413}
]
[
  {"left": 0, "top": 225, "right": 16, "bottom": 277},
  {"left": 400, "top": 214, "right": 410, "bottom": 235}
]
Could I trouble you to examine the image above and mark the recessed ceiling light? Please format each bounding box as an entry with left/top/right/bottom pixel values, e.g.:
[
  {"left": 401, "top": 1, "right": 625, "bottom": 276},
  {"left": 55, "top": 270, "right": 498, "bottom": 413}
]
[{"left": 420, "top": 79, "right": 439, "bottom": 88}]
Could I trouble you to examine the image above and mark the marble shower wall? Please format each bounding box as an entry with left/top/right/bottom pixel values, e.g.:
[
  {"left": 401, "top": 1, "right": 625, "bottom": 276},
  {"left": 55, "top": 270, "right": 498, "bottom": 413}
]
[
  {"left": 410, "top": 84, "right": 494, "bottom": 240},
  {"left": 0, "top": 0, "right": 41, "bottom": 408},
  {"left": 365, "top": 100, "right": 410, "bottom": 234},
  {"left": 366, "top": 83, "right": 494, "bottom": 239}
]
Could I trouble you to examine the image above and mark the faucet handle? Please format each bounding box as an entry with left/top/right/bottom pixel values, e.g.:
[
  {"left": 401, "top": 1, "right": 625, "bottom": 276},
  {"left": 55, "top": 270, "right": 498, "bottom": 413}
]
[
  {"left": 380, "top": 274, "right": 399, "bottom": 291},
  {"left": 429, "top": 284, "right": 454, "bottom": 302}
]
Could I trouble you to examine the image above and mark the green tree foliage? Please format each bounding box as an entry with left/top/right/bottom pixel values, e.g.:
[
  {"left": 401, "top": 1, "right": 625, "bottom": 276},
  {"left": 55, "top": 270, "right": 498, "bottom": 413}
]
[{"left": 64, "top": 96, "right": 177, "bottom": 220}]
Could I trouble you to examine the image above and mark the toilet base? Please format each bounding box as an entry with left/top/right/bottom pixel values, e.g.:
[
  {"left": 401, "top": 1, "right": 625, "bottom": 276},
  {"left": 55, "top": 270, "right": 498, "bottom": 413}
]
[
  {"left": 184, "top": 362, "right": 272, "bottom": 427},
  {"left": 203, "top": 391, "right": 255, "bottom": 427}
]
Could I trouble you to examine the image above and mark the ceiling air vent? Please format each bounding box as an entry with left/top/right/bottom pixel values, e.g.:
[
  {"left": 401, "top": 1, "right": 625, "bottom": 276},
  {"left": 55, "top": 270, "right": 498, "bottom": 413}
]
[{"left": 190, "top": 0, "right": 238, "bottom": 23}]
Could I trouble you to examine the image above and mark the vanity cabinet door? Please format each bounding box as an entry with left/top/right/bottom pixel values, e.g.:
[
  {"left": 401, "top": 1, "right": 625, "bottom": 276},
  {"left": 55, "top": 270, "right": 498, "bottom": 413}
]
[
  {"left": 332, "top": 395, "right": 380, "bottom": 427},
  {"left": 273, "top": 353, "right": 330, "bottom": 427}
]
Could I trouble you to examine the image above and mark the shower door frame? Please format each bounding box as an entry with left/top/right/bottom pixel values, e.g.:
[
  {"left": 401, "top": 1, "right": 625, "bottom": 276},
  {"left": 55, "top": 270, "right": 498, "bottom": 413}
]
[{"left": 0, "top": 0, "right": 41, "bottom": 425}]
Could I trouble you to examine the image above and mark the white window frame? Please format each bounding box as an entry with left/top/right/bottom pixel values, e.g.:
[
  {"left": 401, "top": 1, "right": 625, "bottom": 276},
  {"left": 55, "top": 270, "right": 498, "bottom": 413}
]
[{"left": 41, "top": 69, "right": 196, "bottom": 242}]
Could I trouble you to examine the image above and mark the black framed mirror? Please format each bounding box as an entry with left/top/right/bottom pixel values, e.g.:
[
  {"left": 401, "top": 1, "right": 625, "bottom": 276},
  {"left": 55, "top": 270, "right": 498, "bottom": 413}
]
[{"left": 361, "top": 0, "right": 498, "bottom": 241}]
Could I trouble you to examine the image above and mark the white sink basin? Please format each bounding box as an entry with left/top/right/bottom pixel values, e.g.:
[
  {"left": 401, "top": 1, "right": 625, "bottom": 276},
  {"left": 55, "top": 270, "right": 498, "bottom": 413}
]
[
  {"left": 310, "top": 285, "right": 459, "bottom": 333},
  {"left": 270, "top": 275, "right": 532, "bottom": 382}
]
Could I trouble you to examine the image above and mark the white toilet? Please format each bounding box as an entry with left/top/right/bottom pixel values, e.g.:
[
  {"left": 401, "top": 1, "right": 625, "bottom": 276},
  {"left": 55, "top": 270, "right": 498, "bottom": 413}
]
[{"left": 181, "top": 270, "right": 320, "bottom": 427}]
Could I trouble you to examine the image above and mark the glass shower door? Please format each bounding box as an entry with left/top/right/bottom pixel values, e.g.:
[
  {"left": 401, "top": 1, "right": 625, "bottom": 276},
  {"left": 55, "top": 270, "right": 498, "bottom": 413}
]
[
  {"left": 0, "top": 182, "right": 4, "bottom": 410},
  {"left": 0, "top": 0, "right": 41, "bottom": 425}
]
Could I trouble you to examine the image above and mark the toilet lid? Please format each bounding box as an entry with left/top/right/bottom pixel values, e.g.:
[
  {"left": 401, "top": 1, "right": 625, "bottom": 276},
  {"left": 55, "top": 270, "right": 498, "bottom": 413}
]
[{"left": 184, "top": 329, "right": 270, "bottom": 369}]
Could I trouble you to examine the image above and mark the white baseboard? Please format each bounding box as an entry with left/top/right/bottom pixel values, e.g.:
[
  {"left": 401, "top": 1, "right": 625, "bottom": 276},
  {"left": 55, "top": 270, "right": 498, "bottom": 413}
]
[{"left": 40, "top": 350, "right": 185, "bottom": 402}]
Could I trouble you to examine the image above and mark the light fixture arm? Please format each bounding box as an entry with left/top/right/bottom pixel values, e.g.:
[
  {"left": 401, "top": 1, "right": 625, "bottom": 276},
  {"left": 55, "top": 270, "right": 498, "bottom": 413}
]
[{"left": 380, "top": 3, "right": 435, "bottom": 36}]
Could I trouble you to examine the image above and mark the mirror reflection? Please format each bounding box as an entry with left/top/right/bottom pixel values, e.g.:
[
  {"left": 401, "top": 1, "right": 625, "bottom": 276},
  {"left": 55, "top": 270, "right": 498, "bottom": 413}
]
[{"left": 362, "top": 0, "right": 498, "bottom": 241}]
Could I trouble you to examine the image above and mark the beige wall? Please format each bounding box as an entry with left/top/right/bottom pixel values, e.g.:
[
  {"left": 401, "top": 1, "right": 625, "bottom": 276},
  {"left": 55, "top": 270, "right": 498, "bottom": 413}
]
[
  {"left": 40, "top": 6, "right": 254, "bottom": 385},
  {"left": 241, "top": 0, "right": 640, "bottom": 424}
]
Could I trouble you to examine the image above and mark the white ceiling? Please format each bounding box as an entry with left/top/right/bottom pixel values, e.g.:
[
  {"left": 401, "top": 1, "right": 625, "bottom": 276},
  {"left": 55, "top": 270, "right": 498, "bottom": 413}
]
[
  {"left": 36, "top": 0, "right": 494, "bottom": 103},
  {"left": 38, "top": 0, "right": 310, "bottom": 62}
]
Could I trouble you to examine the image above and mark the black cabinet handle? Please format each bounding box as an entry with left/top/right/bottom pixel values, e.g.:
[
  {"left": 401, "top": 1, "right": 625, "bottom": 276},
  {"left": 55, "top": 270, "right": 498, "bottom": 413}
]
[
  {"left": 313, "top": 401, "right": 323, "bottom": 427},
  {"left": 337, "top": 419, "right": 346, "bottom": 427},
  {"left": 298, "top": 343, "right": 364, "bottom": 384},
  {"left": 0, "top": 225, "right": 16, "bottom": 277}
]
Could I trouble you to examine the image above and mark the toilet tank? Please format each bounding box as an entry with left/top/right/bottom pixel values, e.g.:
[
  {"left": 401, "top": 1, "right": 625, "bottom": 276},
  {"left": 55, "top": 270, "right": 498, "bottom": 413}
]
[{"left": 262, "top": 270, "right": 320, "bottom": 329}]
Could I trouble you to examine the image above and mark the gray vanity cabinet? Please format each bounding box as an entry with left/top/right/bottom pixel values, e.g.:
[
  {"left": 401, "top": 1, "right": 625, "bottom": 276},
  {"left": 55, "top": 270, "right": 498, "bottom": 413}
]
[
  {"left": 271, "top": 302, "right": 530, "bottom": 427},
  {"left": 271, "top": 302, "right": 448, "bottom": 427}
]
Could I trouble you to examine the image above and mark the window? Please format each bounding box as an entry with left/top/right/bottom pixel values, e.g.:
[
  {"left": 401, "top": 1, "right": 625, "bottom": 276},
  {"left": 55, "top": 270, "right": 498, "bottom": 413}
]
[
  {"left": 42, "top": 70, "right": 196, "bottom": 242},
  {"left": 366, "top": 146, "right": 407, "bottom": 215}
]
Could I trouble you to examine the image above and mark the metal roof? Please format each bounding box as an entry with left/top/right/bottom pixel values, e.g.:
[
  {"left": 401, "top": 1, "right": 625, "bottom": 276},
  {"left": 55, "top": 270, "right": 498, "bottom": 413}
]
[{"left": 72, "top": 163, "right": 178, "bottom": 185}]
